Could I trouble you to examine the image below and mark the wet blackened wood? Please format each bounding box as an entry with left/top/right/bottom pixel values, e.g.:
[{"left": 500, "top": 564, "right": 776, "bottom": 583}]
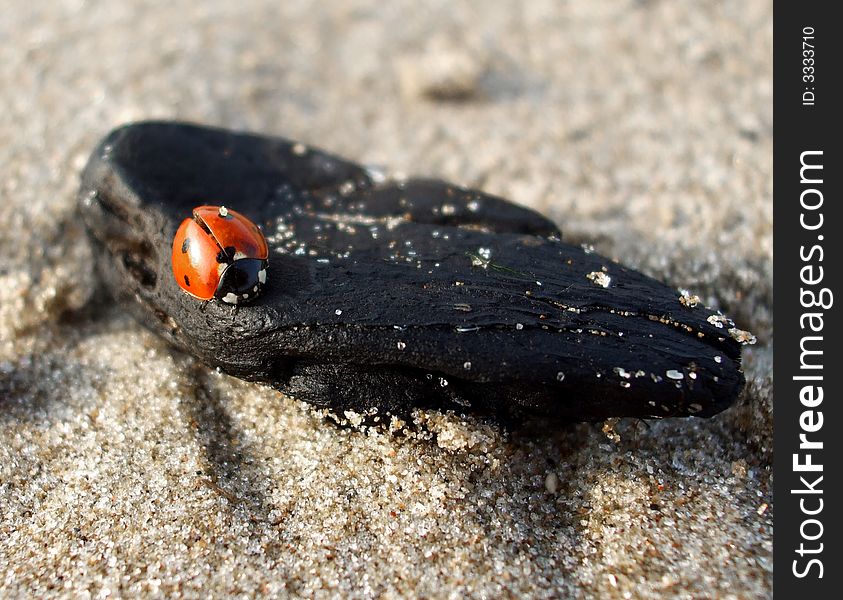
[{"left": 78, "top": 122, "right": 750, "bottom": 421}]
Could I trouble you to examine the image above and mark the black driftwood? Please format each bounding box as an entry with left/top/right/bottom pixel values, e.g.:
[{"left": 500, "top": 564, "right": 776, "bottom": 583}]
[{"left": 78, "top": 122, "right": 750, "bottom": 421}]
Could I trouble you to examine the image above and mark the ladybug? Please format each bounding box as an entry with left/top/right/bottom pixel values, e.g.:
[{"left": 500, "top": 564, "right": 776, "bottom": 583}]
[{"left": 171, "top": 205, "right": 269, "bottom": 304}]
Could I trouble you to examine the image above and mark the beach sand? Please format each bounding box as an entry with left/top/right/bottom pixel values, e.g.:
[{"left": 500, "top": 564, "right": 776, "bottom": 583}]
[{"left": 1, "top": 1, "right": 772, "bottom": 597}]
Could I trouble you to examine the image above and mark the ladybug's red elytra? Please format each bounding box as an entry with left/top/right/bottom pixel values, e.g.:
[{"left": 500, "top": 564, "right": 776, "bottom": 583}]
[{"left": 171, "top": 205, "right": 269, "bottom": 304}]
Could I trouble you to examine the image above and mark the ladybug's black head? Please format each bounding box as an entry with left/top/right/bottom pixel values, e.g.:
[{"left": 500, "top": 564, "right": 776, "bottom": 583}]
[{"left": 215, "top": 258, "right": 268, "bottom": 304}]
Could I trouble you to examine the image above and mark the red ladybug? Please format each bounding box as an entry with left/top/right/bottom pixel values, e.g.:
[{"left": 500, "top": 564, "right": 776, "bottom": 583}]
[{"left": 171, "top": 205, "right": 269, "bottom": 304}]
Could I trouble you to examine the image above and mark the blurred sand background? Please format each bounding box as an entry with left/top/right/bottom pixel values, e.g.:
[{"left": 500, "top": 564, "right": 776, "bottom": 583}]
[{"left": 1, "top": 1, "right": 772, "bottom": 597}]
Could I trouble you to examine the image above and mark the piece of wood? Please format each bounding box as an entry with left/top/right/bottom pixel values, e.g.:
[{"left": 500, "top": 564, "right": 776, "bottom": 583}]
[{"left": 78, "top": 121, "right": 750, "bottom": 421}]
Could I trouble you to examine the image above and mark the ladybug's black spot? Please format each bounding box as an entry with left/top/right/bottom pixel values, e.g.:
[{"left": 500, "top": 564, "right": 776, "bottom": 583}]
[
  {"left": 184, "top": 275, "right": 191, "bottom": 287},
  {"left": 216, "top": 246, "right": 237, "bottom": 263},
  {"left": 181, "top": 237, "right": 190, "bottom": 254}
]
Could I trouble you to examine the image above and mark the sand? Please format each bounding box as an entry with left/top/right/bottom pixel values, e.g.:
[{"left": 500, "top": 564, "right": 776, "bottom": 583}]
[{"left": 0, "top": 1, "right": 772, "bottom": 597}]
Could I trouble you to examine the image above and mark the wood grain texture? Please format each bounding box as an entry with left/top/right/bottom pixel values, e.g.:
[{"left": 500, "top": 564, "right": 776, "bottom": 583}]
[{"left": 78, "top": 122, "right": 747, "bottom": 421}]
